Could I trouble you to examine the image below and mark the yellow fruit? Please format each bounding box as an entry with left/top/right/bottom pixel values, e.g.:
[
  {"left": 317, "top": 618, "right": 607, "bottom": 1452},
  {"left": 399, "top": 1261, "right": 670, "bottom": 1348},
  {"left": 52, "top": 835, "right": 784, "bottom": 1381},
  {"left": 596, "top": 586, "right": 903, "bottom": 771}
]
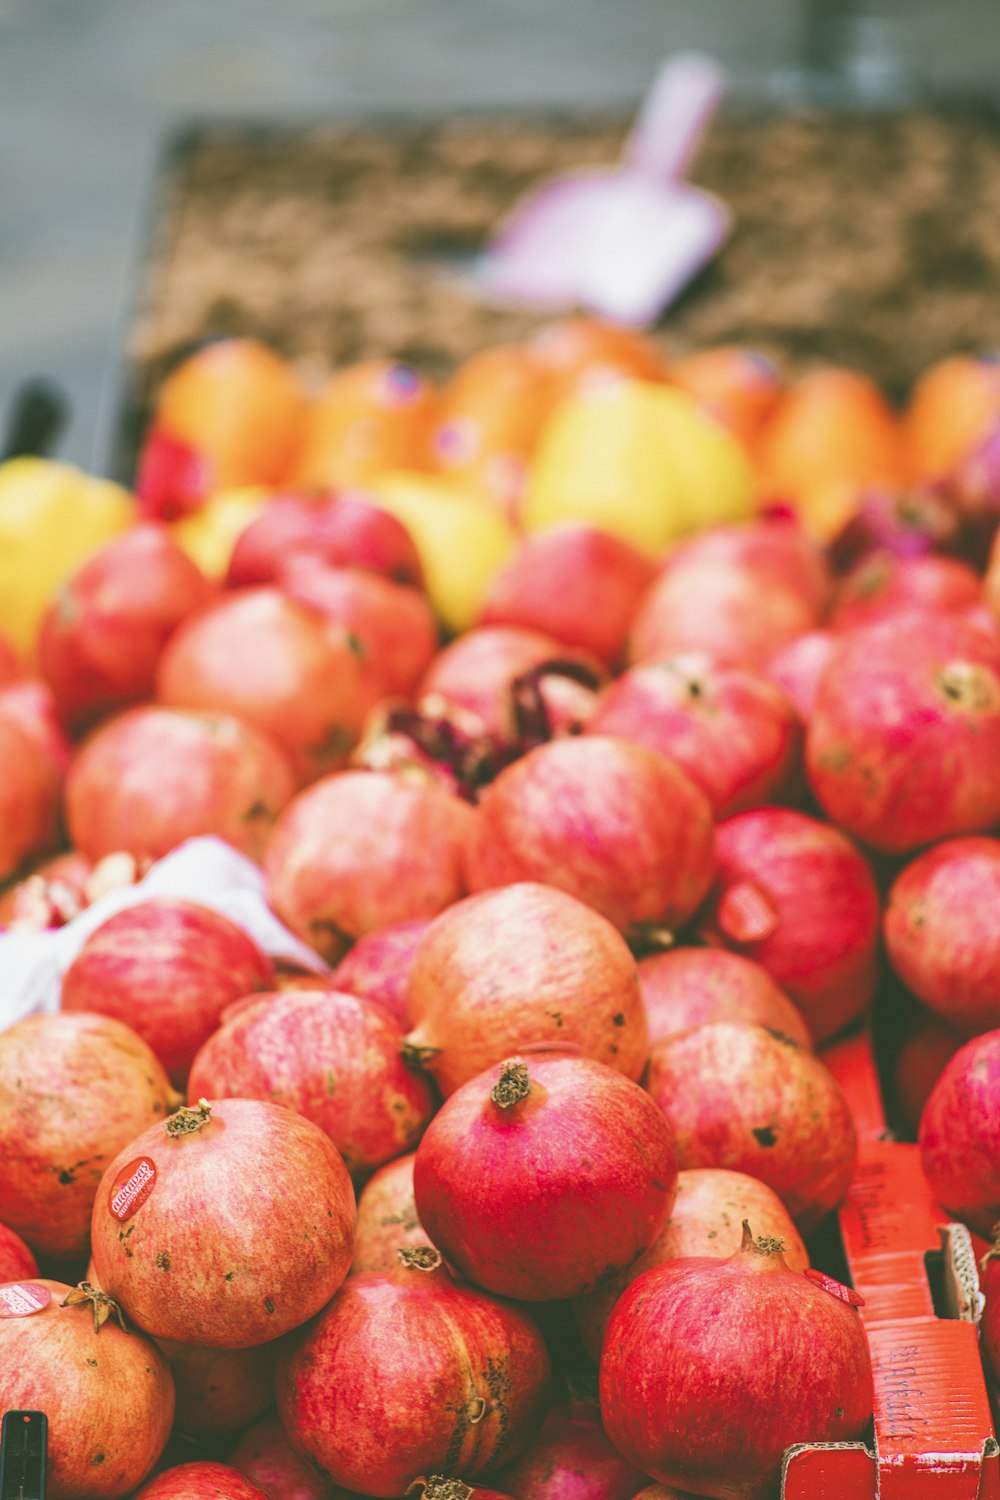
[
  {"left": 368, "top": 472, "right": 516, "bottom": 633},
  {"left": 521, "top": 378, "right": 754, "bottom": 554},
  {"left": 0, "top": 458, "right": 133, "bottom": 659},
  {"left": 170, "top": 487, "right": 270, "bottom": 580}
]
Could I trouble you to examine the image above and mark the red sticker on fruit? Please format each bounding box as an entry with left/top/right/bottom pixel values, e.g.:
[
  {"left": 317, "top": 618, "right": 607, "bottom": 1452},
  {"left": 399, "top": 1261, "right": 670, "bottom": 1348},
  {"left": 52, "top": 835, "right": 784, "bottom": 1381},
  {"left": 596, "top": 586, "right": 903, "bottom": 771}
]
[
  {"left": 108, "top": 1156, "right": 158, "bottom": 1222},
  {"left": 804, "top": 1268, "right": 865, "bottom": 1307},
  {"left": 0, "top": 1282, "right": 51, "bottom": 1318}
]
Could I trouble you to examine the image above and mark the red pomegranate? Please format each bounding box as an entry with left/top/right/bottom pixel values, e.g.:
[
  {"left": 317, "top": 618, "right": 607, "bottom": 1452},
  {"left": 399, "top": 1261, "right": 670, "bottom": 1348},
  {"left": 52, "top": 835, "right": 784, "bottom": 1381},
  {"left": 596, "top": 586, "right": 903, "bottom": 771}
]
[
  {"left": 637, "top": 947, "right": 811, "bottom": 1049},
  {"left": 229, "top": 1414, "right": 341, "bottom": 1499},
  {"left": 699, "top": 807, "right": 880, "bottom": 1044},
  {"left": 418, "top": 624, "right": 593, "bottom": 738},
  {"left": 919, "top": 1030, "right": 1000, "bottom": 1234},
  {"left": 574, "top": 1167, "right": 809, "bottom": 1362},
  {"left": 188, "top": 989, "right": 435, "bottom": 1178},
  {"left": 628, "top": 1489, "right": 694, "bottom": 1500},
  {"left": 766, "top": 629, "right": 836, "bottom": 720},
  {"left": 156, "top": 585, "right": 384, "bottom": 785},
  {"left": 409, "top": 1483, "right": 517, "bottom": 1500},
  {"left": 413, "top": 1052, "right": 677, "bottom": 1301},
  {"left": 660, "top": 519, "right": 832, "bottom": 615},
  {"left": 330, "top": 917, "right": 431, "bottom": 1028},
  {"left": 829, "top": 551, "right": 983, "bottom": 633},
  {"left": 0, "top": 1012, "right": 177, "bottom": 1259},
  {"left": 352, "top": 1152, "right": 432, "bottom": 1273},
  {"left": 978, "top": 1229, "right": 1000, "bottom": 1390},
  {"left": 37, "top": 522, "right": 214, "bottom": 731},
  {"left": 587, "top": 654, "right": 802, "bottom": 818},
  {"left": 490, "top": 1395, "right": 647, "bottom": 1500},
  {"left": 806, "top": 615, "right": 1000, "bottom": 853},
  {"left": 884, "top": 837, "right": 1000, "bottom": 1037},
  {"left": 130, "top": 1462, "right": 270, "bottom": 1499},
  {"left": 0, "top": 1280, "right": 174, "bottom": 1499},
  {"left": 0, "top": 1220, "right": 38, "bottom": 1280},
  {"left": 889, "top": 1006, "right": 964, "bottom": 1138},
  {"left": 265, "top": 769, "right": 474, "bottom": 964},
  {"left": 0, "top": 675, "right": 73, "bottom": 777},
  {"left": 645, "top": 1022, "right": 857, "bottom": 1233},
  {"left": 276, "top": 1246, "right": 551, "bottom": 1496},
  {"left": 155, "top": 1335, "right": 275, "bottom": 1436},
  {"left": 61, "top": 897, "right": 275, "bottom": 1087},
  {"left": 90, "top": 1097, "right": 356, "bottom": 1347},
  {"left": 464, "top": 737, "right": 715, "bottom": 941},
  {"left": 225, "top": 491, "right": 423, "bottom": 589},
  {"left": 403, "top": 883, "right": 648, "bottom": 1095},
  {"left": 65, "top": 705, "right": 295, "bottom": 863},
  {"left": 600, "top": 1225, "right": 873, "bottom": 1500},
  {"left": 0, "top": 847, "right": 94, "bottom": 931},
  {"left": 0, "top": 710, "right": 61, "bottom": 880}
]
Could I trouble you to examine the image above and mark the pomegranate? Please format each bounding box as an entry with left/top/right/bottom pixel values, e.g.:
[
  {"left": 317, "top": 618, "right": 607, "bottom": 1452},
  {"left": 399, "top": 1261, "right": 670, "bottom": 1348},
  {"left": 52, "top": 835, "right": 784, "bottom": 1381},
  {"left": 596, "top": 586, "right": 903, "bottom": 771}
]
[
  {"left": 403, "top": 883, "right": 648, "bottom": 1095},
  {"left": 978, "top": 1228, "right": 1000, "bottom": 1390},
  {"left": 409, "top": 1483, "right": 517, "bottom": 1500},
  {"left": 490, "top": 1394, "right": 647, "bottom": 1500},
  {"left": 628, "top": 1489, "right": 692, "bottom": 1500},
  {"left": 130, "top": 1462, "right": 270, "bottom": 1499},
  {"left": 587, "top": 654, "right": 802, "bottom": 817},
  {"left": 225, "top": 491, "right": 423, "bottom": 589},
  {"left": 156, "top": 585, "right": 383, "bottom": 785},
  {"left": 230, "top": 1413, "right": 342, "bottom": 1499},
  {"left": 418, "top": 624, "right": 593, "bottom": 738},
  {"left": 265, "top": 769, "right": 474, "bottom": 963},
  {"left": 352, "top": 1152, "right": 432, "bottom": 1273},
  {"left": 0, "top": 1220, "right": 38, "bottom": 1280},
  {"left": 806, "top": 615, "right": 1000, "bottom": 853},
  {"left": 0, "top": 1012, "right": 177, "bottom": 1259},
  {"left": 919, "top": 1030, "right": 1000, "bottom": 1234},
  {"left": 574, "top": 1167, "right": 809, "bottom": 1361},
  {"left": 0, "top": 848, "right": 94, "bottom": 930},
  {"left": 827, "top": 485, "right": 964, "bottom": 571},
  {"left": 65, "top": 705, "right": 295, "bottom": 863},
  {"left": 828, "top": 551, "right": 982, "bottom": 633},
  {"left": 699, "top": 807, "right": 880, "bottom": 1044},
  {"left": 660, "top": 519, "right": 832, "bottom": 616},
  {"left": 0, "top": 675, "right": 73, "bottom": 777},
  {"left": 0, "top": 1280, "right": 174, "bottom": 1499},
  {"left": 413, "top": 1052, "right": 677, "bottom": 1301},
  {"left": 155, "top": 1335, "right": 275, "bottom": 1436},
  {"left": 884, "top": 837, "right": 1000, "bottom": 1037},
  {"left": 889, "top": 1006, "right": 964, "bottom": 1138},
  {"left": 61, "top": 897, "right": 275, "bottom": 1087},
  {"left": 645, "top": 1022, "right": 857, "bottom": 1233},
  {"left": 90, "top": 1097, "right": 355, "bottom": 1347},
  {"left": 766, "top": 629, "right": 836, "bottom": 720},
  {"left": 464, "top": 737, "right": 715, "bottom": 942},
  {"left": 330, "top": 917, "right": 431, "bottom": 1028},
  {"left": 187, "top": 989, "right": 435, "bottom": 1177},
  {"left": 0, "top": 709, "right": 61, "bottom": 880},
  {"left": 276, "top": 1246, "right": 551, "bottom": 1496},
  {"left": 600, "top": 1224, "right": 873, "bottom": 1500},
  {"left": 637, "top": 947, "right": 811, "bottom": 1049}
]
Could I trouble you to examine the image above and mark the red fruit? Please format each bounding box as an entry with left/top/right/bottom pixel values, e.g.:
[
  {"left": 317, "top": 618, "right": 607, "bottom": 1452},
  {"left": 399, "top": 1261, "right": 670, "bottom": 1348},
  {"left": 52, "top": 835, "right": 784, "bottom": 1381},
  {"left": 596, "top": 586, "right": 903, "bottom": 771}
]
[
  {"left": 600, "top": 1225, "right": 873, "bottom": 1500},
  {"left": 628, "top": 1489, "right": 693, "bottom": 1500},
  {"left": 978, "top": 1230, "right": 1000, "bottom": 1390},
  {"left": 404, "top": 883, "right": 648, "bottom": 1096},
  {"left": 884, "top": 837, "right": 1000, "bottom": 1037},
  {"left": 413, "top": 1052, "right": 678, "bottom": 1301},
  {"left": 490, "top": 1396, "right": 647, "bottom": 1500},
  {"left": 700, "top": 807, "right": 880, "bottom": 1044},
  {"left": 480, "top": 524, "right": 656, "bottom": 667},
  {"left": 574, "top": 1167, "right": 809, "bottom": 1362},
  {"left": 61, "top": 898, "right": 275, "bottom": 1087},
  {"left": 188, "top": 989, "right": 435, "bottom": 1177},
  {"left": 0, "top": 1012, "right": 177, "bottom": 1259},
  {"left": 827, "top": 485, "right": 965, "bottom": 572},
  {"left": 0, "top": 630, "right": 20, "bottom": 683},
  {"left": 156, "top": 586, "right": 383, "bottom": 785},
  {"left": 90, "top": 1098, "right": 355, "bottom": 1347},
  {"left": 806, "top": 615, "right": 1000, "bottom": 853},
  {"left": 352, "top": 1152, "right": 432, "bottom": 1273},
  {"left": 890, "top": 1006, "right": 964, "bottom": 1139},
  {"left": 0, "top": 848, "right": 94, "bottom": 930},
  {"left": 230, "top": 1414, "right": 341, "bottom": 1499},
  {"left": 130, "top": 1461, "right": 270, "bottom": 1500},
  {"left": 661, "top": 519, "right": 832, "bottom": 615},
  {"left": 155, "top": 1336, "right": 275, "bottom": 1436},
  {"left": 225, "top": 491, "right": 423, "bottom": 589},
  {"left": 65, "top": 705, "right": 295, "bottom": 863},
  {"left": 276, "top": 1247, "right": 551, "bottom": 1497},
  {"left": 419, "top": 624, "right": 592, "bottom": 738},
  {"left": 265, "top": 770, "right": 474, "bottom": 964},
  {"left": 766, "top": 629, "right": 835, "bottom": 719},
  {"left": 0, "top": 1280, "right": 175, "bottom": 1500},
  {"left": 464, "top": 737, "right": 715, "bottom": 941},
  {"left": 637, "top": 947, "right": 811, "bottom": 1049},
  {"left": 135, "top": 427, "right": 214, "bottom": 521},
  {"left": 330, "top": 917, "right": 430, "bottom": 1028},
  {"left": 919, "top": 1030, "right": 1000, "bottom": 1234},
  {"left": 829, "top": 550, "right": 983, "bottom": 633},
  {"left": 412, "top": 1485, "right": 516, "bottom": 1500},
  {"left": 588, "top": 654, "right": 802, "bottom": 818},
  {"left": 0, "top": 1220, "right": 38, "bottom": 1280},
  {"left": 0, "top": 711, "right": 61, "bottom": 880},
  {"left": 645, "top": 1022, "right": 857, "bottom": 1233},
  {"left": 0, "top": 675, "right": 72, "bottom": 775},
  {"left": 37, "top": 523, "right": 214, "bottom": 731}
]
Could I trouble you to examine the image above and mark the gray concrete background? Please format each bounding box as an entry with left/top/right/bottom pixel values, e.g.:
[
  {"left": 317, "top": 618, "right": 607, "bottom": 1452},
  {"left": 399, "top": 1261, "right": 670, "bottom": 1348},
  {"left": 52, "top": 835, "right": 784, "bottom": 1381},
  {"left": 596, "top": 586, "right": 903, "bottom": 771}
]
[{"left": 2, "top": 0, "right": 996, "bottom": 473}]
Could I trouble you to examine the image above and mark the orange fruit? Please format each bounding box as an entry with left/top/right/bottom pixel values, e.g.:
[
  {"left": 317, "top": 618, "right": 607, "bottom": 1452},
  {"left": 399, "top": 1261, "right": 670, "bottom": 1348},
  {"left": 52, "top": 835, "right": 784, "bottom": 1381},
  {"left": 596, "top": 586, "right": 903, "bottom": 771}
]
[
  {"left": 671, "top": 346, "right": 784, "bottom": 447},
  {"left": 756, "top": 368, "right": 902, "bottom": 504},
  {"left": 903, "top": 354, "right": 1000, "bottom": 484},
  {"left": 526, "top": 317, "right": 671, "bottom": 403},
  {"left": 291, "top": 360, "right": 438, "bottom": 489}
]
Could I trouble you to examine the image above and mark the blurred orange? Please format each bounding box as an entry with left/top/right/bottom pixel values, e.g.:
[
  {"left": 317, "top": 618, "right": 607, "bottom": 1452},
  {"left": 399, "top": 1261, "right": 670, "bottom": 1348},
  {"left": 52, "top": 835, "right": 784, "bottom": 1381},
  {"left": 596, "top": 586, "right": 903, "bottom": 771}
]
[
  {"left": 526, "top": 316, "right": 671, "bottom": 403},
  {"left": 155, "top": 338, "right": 306, "bottom": 491},
  {"left": 671, "top": 346, "right": 784, "bottom": 447},
  {"left": 903, "top": 354, "right": 1000, "bottom": 484},
  {"left": 291, "top": 360, "right": 438, "bottom": 488}
]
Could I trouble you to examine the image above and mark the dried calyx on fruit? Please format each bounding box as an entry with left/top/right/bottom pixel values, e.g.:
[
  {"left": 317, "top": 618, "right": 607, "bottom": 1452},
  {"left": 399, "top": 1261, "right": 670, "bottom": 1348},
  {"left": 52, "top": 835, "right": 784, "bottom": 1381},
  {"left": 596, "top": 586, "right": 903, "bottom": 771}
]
[{"left": 61, "top": 1281, "right": 127, "bottom": 1333}]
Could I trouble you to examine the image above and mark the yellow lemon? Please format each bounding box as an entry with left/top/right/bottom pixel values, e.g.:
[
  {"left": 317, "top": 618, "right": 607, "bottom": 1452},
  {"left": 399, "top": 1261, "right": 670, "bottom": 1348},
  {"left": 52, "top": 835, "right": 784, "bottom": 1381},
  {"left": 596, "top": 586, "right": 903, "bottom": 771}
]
[
  {"left": 521, "top": 378, "right": 754, "bottom": 555},
  {"left": 368, "top": 472, "right": 516, "bottom": 633},
  {"left": 170, "top": 487, "right": 270, "bottom": 580},
  {"left": 0, "top": 457, "right": 133, "bottom": 660}
]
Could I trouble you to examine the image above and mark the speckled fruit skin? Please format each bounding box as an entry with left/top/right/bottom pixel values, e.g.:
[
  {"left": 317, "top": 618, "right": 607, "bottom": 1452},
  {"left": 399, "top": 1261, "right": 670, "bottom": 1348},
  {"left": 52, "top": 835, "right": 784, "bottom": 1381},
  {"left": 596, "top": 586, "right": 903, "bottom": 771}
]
[
  {"left": 90, "top": 1098, "right": 355, "bottom": 1348},
  {"left": 828, "top": 552, "right": 982, "bottom": 634},
  {"left": 806, "top": 615, "right": 1000, "bottom": 854},
  {"left": 404, "top": 883, "right": 648, "bottom": 1096},
  {"left": 0, "top": 1220, "right": 39, "bottom": 1280},
  {"left": 351, "top": 1153, "right": 432, "bottom": 1274},
  {"left": 130, "top": 1461, "right": 270, "bottom": 1499},
  {"left": 599, "top": 1235, "right": 873, "bottom": 1500},
  {"left": 225, "top": 492, "right": 423, "bottom": 590},
  {"left": 574, "top": 1166, "right": 809, "bottom": 1361},
  {"left": 418, "top": 624, "right": 571, "bottom": 737},
  {"left": 919, "top": 1030, "right": 1000, "bottom": 1235},
  {"left": 230, "top": 1413, "right": 340, "bottom": 1499},
  {"left": 0, "top": 1012, "right": 177, "bottom": 1260},
  {"left": 637, "top": 947, "right": 811, "bottom": 1050},
  {"left": 61, "top": 898, "right": 275, "bottom": 1088},
  {"left": 767, "top": 628, "right": 836, "bottom": 720},
  {"left": 154, "top": 1335, "right": 276, "bottom": 1437},
  {"left": 645, "top": 1022, "right": 856, "bottom": 1234},
  {"left": 884, "top": 837, "right": 1000, "bottom": 1037},
  {"left": 413, "top": 1053, "right": 678, "bottom": 1302},
  {"left": 489, "top": 1396, "right": 648, "bottom": 1500},
  {"left": 0, "top": 1279, "right": 174, "bottom": 1500},
  {"left": 265, "top": 770, "right": 474, "bottom": 964},
  {"left": 330, "top": 918, "right": 431, "bottom": 1029},
  {"left": 276, "top": 1251, "right": 551, "bottom": 1497},
  {"left": 699, "top": 807, "right": 880, "bottom": 1045},
  {"left": 187, "top": 989, "right": 435, "bottom": 1178},
  {"left": 463, "top": 736, "right": 715, "bottom": 939}
]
